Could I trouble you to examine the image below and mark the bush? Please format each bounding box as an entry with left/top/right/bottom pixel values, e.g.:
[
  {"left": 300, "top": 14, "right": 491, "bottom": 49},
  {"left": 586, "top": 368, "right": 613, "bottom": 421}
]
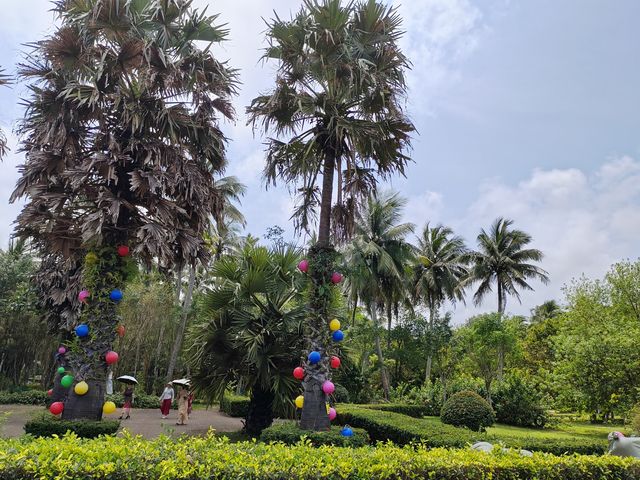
[
  {"left": 332, "top": 384, "right": 350, "bottom": 403},
  {"left": 0, "top": 390, "right": 48, "bottom": 405},
  {"left": 260, "top": 421, "right": 369, "bottom": 447},
  {"left": 106, "top": 392, "right": 167, "bottom": 410},
  {"left": 358, "top": 403, "right": 426, "bottom": 418},
  {"left": 24, "top": 413, "right": 120, "bottom": 438},
  {"left": 220, "top": 394, "right": 250, "bottom": 417},
  {"left": 492, "top": 376, "right": 547, "bottom": 428},
  {"left": 441, "top": 390, "right": 495, "bottom": 432},
  {"left": 0, "top": 433, "right": 634, "bottom": 479}
]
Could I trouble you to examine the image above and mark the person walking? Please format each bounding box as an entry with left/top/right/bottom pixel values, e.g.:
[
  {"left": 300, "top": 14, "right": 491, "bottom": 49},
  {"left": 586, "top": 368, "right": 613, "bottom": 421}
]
[
  {"left": 119, "top": 385, "right": 134, "bottom": 419},
  {"left": 159, "top": 383, "right": 175, "bottom": 419},
  {"left": 176, "top": 386, "right": 189, "bottom": 425}
]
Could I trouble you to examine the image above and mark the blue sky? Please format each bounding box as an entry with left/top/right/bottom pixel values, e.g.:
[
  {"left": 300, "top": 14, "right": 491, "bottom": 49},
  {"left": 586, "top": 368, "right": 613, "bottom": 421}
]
[{"left": 0, "top": 0, "right": 638, "bottom": 322}]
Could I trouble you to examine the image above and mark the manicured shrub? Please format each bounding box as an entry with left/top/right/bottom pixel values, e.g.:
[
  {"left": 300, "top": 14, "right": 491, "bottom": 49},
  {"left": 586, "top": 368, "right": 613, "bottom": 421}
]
[
  {"left": 332, "top": 384, "right": 350, "bottom": 403},
  {"left": 106, "top": 392, "right": 168, "bottom": 409},
  {"left": 220, "top": 393, "right": 250, "bottom": 417},
  {"left": 492, "top": 375, "right": 547, "bottom": 428},
  {"left": 441, "top": 390, "right": 495, "bottom": 432},
  {"left": 0, "top": 390, "right": 48, "bottom": 405},
  {"left": 357, "top": 403, "right": 427, "bottom": 418},
  {"left": 24, "top": 413, "right": 120, "bottom": 438},
  {"left": 0, "top": 433, "right": 635, "bottom": 479},
  {"left": 260, "top": 421, "right": 369, "bottom": 447}
]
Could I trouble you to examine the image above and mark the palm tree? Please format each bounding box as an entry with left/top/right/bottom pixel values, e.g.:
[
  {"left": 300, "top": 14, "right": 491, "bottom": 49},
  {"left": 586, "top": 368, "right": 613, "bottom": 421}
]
[
  {"left": 11, "top": 0, "right": 238, "bottom": 420},
  {"left": 345, "top": 192, "right": 414, "bottom": 399},
  {"left": 0, "top": 68, "right": 9, "bottom": 158},
  {"left": 412, "top": 224, "right": 469, "bottom": 383},
  {"left": 469, "top": 218, "right": 549, "bottom": 314},
  {"left": 188, "top": 243, "right": 306, "bottom": 436},
  {"left": 248, "top": 0, "right": 414, "bottom": 430}
]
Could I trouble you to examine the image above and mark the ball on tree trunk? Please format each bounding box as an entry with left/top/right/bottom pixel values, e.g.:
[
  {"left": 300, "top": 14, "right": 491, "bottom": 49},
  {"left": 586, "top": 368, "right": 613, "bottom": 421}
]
[
  {"left": 85, "top": 252, "right": 98, "bottom": 265},
  {"left": 298, "top": 260, "right": 309, "bottom": 273},
  {"left": 330, "top": 356, "right": 341, "bottom": 369},
  {"left": 322, "top": 381, "right": 335, "bottom": 395},
  {"left": 117, "top": 245, "right": 130, "bottom": 257},
  {"left": 57, "top": 367, "right": 65, "bottom": 374},
  {"left": 293, "top": 367, "right": 304, "bottom": 380},
  {"left": 60, "top": 375, "right": 74, "bottom": 388},
  {"left": 329, "top": 407, "right": 337, "bottom": 421},
  {"left": 74, "top": 381, "right": 89, "bottom": 395},
  {"left": 329, "top": 319, "right": 341, "bottom": 331},
  {"left": 78, "top": 290, "right": 90, "bottom": 303},
  {"left": 105, "top": 351, "right": 119, "bottom": 365},
  {"left": 295, "top": 395, "right": 304, "bottom": 408},
  {"left": 332, "top": 330, "right": 344, "bottom": 342},
  {"left": 331, "top": 272, "right": 343, "bottom": 284},
  {"left": 47, "top": 389, "right": 53, "bottom": 397},
  {"left": 75, "top": 324, "right": 89, "bottom": 337},
  {"left": 116, "top": 325, "right": 126, "bottom": 337},
  {"left": 110, "top": 289, "right": 124, "bottom": 303},
  {"left": 308, "top": 351, "right": 321, "bottom": 364},
  {"left": 103, "top": 401, "right": 116, "bottom": 414},
  {"left": 49, "top": 402, "right": 64, "bottom": 415},
  {"left": 57, "top": 346, "right": 66, "bottom": 355}
]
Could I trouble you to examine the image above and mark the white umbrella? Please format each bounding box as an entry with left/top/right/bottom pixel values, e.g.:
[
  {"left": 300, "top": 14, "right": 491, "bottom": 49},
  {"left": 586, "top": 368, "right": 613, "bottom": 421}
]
[
  {"left": 116, "top": 375, "right": 139, "bottom": 385},
  {"left": 171, "top": 378, "right": 191, "bottom": 387}
]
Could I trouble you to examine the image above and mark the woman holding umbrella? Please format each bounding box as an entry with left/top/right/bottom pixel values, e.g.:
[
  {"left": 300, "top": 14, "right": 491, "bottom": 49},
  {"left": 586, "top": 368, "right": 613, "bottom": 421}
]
[{"left": 117, "top": 375, "right": 138, "bottom": 420}]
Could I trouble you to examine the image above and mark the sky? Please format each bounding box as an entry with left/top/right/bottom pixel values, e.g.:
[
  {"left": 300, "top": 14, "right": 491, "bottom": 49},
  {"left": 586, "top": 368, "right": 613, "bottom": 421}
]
[{"left": 0, "top": 0, "right": 638, "bottom": 323}]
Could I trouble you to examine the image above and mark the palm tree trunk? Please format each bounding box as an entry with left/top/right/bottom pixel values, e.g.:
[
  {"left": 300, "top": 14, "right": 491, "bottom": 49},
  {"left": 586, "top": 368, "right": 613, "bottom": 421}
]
[
  {"left": 317, "top": 151, "right": 336, "bottom": 246},
  {"left": 244, "top": 384, "right": 275, "bottom": 436},
  {"left": 371, "top": 308, "right": 390, "bottom": 400},
  {"left": 386, "top": 302, "right": 393, "bottom": 350},
  {"left": 166, "top": 265, "right": 195, "bottom": 383},
  {"left": 497, "top": 282, "right": 505, "bottom": 314},
  {"left": 425, "top": 302, "right": 435, "bottom": 384}
]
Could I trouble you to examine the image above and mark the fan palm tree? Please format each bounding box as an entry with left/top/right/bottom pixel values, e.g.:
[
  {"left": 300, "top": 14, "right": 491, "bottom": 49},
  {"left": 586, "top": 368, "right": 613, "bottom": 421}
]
[
  {"left": 469, "top": 218, "right": 549, "bottom": 314},
  {"left": 248, "top": 0, "right": 414, "bottom": 430},
  {"left": 345, "top": 192, "right": 414, "bottom": 399},
  {"left": 0, "top": 68, "right": 9, "bottom": 158},
  {"left": 11, "top": 0, "right": 238, "bottom": 420},
  {"left": 188, "top": 243, "right": 306, "bottom": 436},
  {"left": 412, "top": 224, "right": 469, "bottom": 382}
]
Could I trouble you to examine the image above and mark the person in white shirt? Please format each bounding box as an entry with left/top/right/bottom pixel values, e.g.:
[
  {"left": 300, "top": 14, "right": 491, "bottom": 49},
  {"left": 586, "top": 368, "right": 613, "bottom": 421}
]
[{"left": 159, "top": 383, "right": 174, "bottom": 419}]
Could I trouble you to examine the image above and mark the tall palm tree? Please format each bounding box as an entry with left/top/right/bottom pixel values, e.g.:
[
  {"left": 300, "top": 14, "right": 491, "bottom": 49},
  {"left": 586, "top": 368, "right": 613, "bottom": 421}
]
[
  {"left": 345, "top": 192, "right": 414, "bottom": 399},
  {"left": 412, "top": 224, "right": 469, "bottom": 382},
  {"left": 188, "top": 243, "right": 306, "bottom": 436},
  {"left": 469, "top": 218, "right": 549, "bottom": 314},
  {"left": 248, "top": 0, "right": 414, "bottom": 429},
  {"left": 0, "top": 68, "right": 9, "bottom": 158},
  {"left": 11, "top": 0, "right": 238, "bottom": 420}
]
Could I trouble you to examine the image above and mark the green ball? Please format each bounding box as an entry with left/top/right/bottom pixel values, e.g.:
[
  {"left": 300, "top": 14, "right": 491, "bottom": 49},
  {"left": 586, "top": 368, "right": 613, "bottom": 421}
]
[
  {"left": 57, "top": 367, "right": 65, "bottom": 374},
  {"left": 61, "top": 375, "right": 74, "bottom": 389}
]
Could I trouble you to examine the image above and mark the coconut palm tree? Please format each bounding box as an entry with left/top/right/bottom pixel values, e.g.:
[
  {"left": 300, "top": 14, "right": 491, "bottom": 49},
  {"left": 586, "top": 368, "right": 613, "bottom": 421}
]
[
  {"left": 188, "top": 243, "right": 306, "bottom": 436},
  {"left": 412, "top": 224, "right": 469, "bottom": 382},
  {"left": 11, "top": 0, "right": 238, "bottom": 420},
  {"left": 248, "top": 0, "right": 414, "bottom": 429},
  {"left": 469, "top": 218, "right": 549, "bottom": 314}
]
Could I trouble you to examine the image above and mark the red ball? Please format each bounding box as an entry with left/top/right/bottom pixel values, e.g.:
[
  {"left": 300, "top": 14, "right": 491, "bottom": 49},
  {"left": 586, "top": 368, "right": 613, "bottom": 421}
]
[
  {"left": 293, "top": 367, "right": 305, "bottom": 380},
  {"left": 47, "top": 389, "right": 53, "bottom": 397},
  {"left": 331, "top": 272, "right": 343, "bottom": 284},
  {"left": 117, "top": 245, "right": 130, "bottom": 257},
  {"left": 105, "top": 351, "right": 119, "bottom": 365},
  {"left": 116, "top": 325, "right": 125, "bottom": 337},
  {"left": 49, "top": 401, "right": 64, "bottom": 415},
  {"left": 330, "top": 356, "right": 341, "bottom": 369}
]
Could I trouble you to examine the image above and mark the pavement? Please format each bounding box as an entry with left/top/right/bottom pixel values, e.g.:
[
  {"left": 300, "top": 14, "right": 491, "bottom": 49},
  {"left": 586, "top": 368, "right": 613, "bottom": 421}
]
[{"left": 0, "top": 404, "right": 244, "bottom": 439}]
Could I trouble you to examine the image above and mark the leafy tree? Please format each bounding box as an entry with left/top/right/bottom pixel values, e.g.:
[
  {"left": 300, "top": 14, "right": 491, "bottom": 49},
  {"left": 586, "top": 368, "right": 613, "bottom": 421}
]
[
  {"left": 529, "top": 300, "right": 562, "bottom": 324},
  {"left": 606, "top": 260, "right": 640, "bottom": 322},
  {"left": 412, "top": 224, "right": 468, "bottom": 382},
  {"left": 188, "top": 243, "right": 306, "bottom": 436},
  {"left": 469, "top": 218, "right": 549, "bottom": 313},
  {"left": 248, "top": 0, "right": 414, "bottom": 429},
  {"left": 11, "top": 0, "right": 237, "bottom": 420}
]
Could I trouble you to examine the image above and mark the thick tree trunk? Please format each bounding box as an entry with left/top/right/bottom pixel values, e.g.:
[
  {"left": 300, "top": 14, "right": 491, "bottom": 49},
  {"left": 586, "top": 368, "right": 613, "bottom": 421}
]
[
  {"left": 166, "top": 265, "right": 196, "bottom": 383},
  {"left": 62, "top": 380, "right": 105, "bottom": 421},
  {"left": 244, "top": 384, "right": 275, "bottom": 436},
  {"left": 371, "top": 308, "right": 390, "bottom": 400}
]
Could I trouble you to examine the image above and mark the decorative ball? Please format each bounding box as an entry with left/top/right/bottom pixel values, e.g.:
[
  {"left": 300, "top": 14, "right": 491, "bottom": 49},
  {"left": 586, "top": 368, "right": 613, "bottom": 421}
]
[
  {"left": 295, "top": 395, "right": 304, "bottom": 409},
  {"left": 103, "top": 401, "right": 116, "bottom": 415},
  {"left": 47, "top": 389, "right": 53, "bottom": 397},
  {"left": 341, "top": 426, "right": 353, "bottom": 437},
  {"left": 329, "top": 319, "right": 341, "bottom": 331},
  {"left": 308, "top": 351, "right": 321, "bottom": 364},
  {"left": 110, "top": 289, "right": 124, "bottom": 303},
  {"left": 61, "top": 375, "right": 74, "bottom": 389},
  {"left": 117, "top": 245, "right": 130, "bottom": 257},
  {"left": 326, "top": 403, "right": 330, "bottom": 414},
  {"left": 49, "top": 402, "right": 64, "bottom": 415},
  {"left": 322, "top": 381, "right": 335, "bottom": 395},
  {"left": 329, "top": 407, "right": 337, "bottom": 421},
  {"left": 293, "top": 367, "right": 304, "bottom": 380},
  {"left": 298, "top": 260, "right": 309, "bottom": 273},
  {"left": 105, "top": 351, "right": 119, "bottom": 365},
  {"left": 57, "top": 367, "right": 65, "bottom": 375},
  {"left": 57, "top": 347, "right": 66, "bottom": 355},
  {"left": 331, "top": 272, "right": 343, "bottom": 284},
  {"left": 78, "top": 290, "right": 90, "bottom": 303},
  {"left": 330, "top": 356, "right": 341, "bottom": 369},
  {"left": 75, "top": 324, "right": 89, "bottom": 338},
  {"left": 74, "top": 381, "right": 89, "bottom": 396},
  {"left": 85, "top": 252, "right": 98, "bottom": 265},
  {"left": 332, "top": 330, "right": 344, "bottom": 342},
  {"left": 116, "top": 325, "right": 126, "bottom": 337}
]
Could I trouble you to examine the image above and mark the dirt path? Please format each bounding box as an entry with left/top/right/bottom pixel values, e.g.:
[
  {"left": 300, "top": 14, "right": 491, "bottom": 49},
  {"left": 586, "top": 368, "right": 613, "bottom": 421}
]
[{"left": 0, "top": 404, "right": 243, "bottom": 439}]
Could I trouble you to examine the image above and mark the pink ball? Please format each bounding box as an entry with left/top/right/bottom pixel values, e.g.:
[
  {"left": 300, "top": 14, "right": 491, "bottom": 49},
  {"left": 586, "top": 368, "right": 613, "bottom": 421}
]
[
  {"left": 78, "top": 290, "right": 90, "bottom": 303},
  {"left": 57, "top": 347, "right": 66, "bottom": 355},
  {"left": 328, "top": 407, "right": 337, "bottom": 421},
  {"left": 331, "top": 272, "right": 343, "bottom": 284},
  {"left": 105, "top": 351, "right": 119, "bottom": 365},
  {"left": 322, "top": 380, "right": 335, "bottom": 395},
  {"left": 298, "top": 260, "right": 309, "bottom": 273}
]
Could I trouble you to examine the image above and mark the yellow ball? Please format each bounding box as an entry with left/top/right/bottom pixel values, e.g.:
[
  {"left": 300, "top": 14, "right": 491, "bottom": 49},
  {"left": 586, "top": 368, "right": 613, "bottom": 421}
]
[
  {"left": 85, "top": 252, "right": 98, "bottom": 265},
  {"left": 326, "top": 403, "right": 330, "bottom": 414},
  {"left": 102, "top": 401, "right": 116, "bottom": 415},
  {"left": 74, "top": 381, "right": 89, "bottom": 396},
  {"left": 295, "top": 395, "right": 304, "bottom": 409},
  {"left": 329, "top": 319, "right": 341, "bottom": 331}
]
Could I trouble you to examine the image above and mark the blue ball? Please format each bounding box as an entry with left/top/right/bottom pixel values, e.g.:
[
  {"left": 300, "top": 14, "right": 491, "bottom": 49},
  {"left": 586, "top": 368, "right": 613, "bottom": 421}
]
[
  {"left": 332, "top": 330, "right": 344, "bottom": 342},
  {"left": 75, "top": 324, "right": 89, "bottom": 338},
  {"left": 110, "top": 289, "right": 124, "bottom": 303},
  {"left": 341, "top": 427, "right": 353, "bottom": 437},
  {"left": 308, "top": 351, "right": 321, "bottom": 364}
]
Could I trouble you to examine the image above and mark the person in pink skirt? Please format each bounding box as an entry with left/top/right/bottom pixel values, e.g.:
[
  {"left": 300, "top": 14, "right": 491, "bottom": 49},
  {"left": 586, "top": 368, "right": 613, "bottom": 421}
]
[{"left": 159, "top": 383, "right": 174, "bottom": 419}]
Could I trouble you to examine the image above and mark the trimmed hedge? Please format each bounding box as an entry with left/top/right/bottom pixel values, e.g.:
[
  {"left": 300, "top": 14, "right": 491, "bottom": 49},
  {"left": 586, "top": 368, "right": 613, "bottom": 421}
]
[
  {"left": 24, "top": 414, "right": 120, "bottom": 438},
  {"left": 260, "top": 421, "right": 369, "bottom": 447},
  {"left": 0, "top": 390, "right": 48, "bottom": 405},
  {"left": 336, "top": 405, "right": 606, "bottom": 455},
  {"left": 0, "top": 433, "right": 637, "bottom": 479},
  {"left": 358, "top": 403, "right": 427, "bottom": 418},
  {"left": 220, "top": 394, "right": 250, "bottom": 417}
]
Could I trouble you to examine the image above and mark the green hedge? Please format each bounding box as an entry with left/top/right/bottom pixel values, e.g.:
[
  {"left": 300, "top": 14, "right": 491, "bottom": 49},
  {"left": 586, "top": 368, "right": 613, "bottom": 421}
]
[
  {"left": 24, "top": 414, "right": 120, "bottom": 438},
  {"left": 336, "top": 405, "right": 605, "bottom": 455},
  {"left": 0, "top": 433, "right": 637, "bottom": 479},
  {"left": 358, "top": 403, "right": 427, "bottom": 418},
  {"left": 220, "top": 394, "right": 250, "bottom": 417},
  {"left": 260, "top": 421, "right": 369, "bottom": 447},
  {"left": 105, "top": 392, "right": 171, "bottom": 410},
  {"left": 0, "top": 390, "right": 48, "bottom": 405}
]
